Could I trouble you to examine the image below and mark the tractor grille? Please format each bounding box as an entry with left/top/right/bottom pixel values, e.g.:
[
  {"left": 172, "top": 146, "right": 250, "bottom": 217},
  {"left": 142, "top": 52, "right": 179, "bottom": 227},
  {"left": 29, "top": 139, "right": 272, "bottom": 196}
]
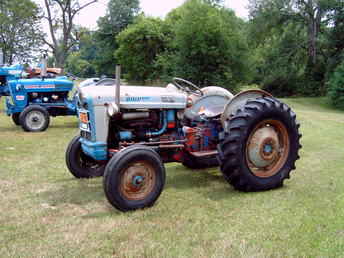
[{"left": 80, "top": 130, "right": 92, "bottom": 141}]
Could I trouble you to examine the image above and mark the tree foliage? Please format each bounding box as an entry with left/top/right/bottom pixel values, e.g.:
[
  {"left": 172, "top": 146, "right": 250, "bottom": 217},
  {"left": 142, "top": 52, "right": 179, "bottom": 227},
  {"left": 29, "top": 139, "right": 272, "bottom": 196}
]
[
  {"left": 116, "top": 16, "right": 167, "bottom": 82},
  {"left": 0, "top": 0, "right": 42, "bottom": 64},
  {"left": 94, "top": 0, "right": 140, "bottom": 76},
  {"left": 169, "top": 0, "right": 250, "bottom": 90},
  {"left": 328, "top": 60, "right": 344, "bottom": 109},
  {"left": 65, "top": 52, "right": 95, "bottom": 77},
  {"left": 248, "top": 0, "right": 344, "bottom": 96},
  {"left": 116, "top": 0, "right": 250, "bottom": 91}
]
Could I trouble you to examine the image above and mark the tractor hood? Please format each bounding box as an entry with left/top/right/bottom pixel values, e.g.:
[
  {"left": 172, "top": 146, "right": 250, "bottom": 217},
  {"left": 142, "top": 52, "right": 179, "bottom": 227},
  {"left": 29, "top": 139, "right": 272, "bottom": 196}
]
[
  {"left": 79, "top": 84, "right": 187, "bottom": 109},
  {"left": 8, "top": 78, "right": 73, "bottom": 92}
]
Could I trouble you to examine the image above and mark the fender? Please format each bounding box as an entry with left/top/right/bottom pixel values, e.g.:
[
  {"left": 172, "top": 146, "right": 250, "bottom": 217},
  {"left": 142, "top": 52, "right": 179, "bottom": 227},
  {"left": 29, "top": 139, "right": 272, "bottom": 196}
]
[{"left": 220, "top": 89, "right": 273, "bottom": 131}]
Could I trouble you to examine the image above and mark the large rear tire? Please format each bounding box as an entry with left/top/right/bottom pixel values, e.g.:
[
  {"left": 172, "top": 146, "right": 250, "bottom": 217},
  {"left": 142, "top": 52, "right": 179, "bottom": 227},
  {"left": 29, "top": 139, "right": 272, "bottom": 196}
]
[
  {"left": 66, "top": 136, "right": 105, "bottom": 178},
  {"left": 19, "top": 105, "right": 50, "bottom": 132},
  {"left": 103, "top": 146, "right": 165, "bottom": 212},
  {"left": 218, "top": 97, "right": 301, "bottom": 191}
]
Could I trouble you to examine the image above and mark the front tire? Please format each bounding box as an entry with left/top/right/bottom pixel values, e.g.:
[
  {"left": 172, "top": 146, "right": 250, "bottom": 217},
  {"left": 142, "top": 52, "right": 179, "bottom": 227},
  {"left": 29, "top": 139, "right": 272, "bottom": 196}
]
[
  {"left": 19, "top": 105, "right": 50, "bottom": 132},
  {"left": 103, "top": 146, "right": 166, "bottom": 212},
  {"left": 65, "top": 136, "right": 105, "bottom": 178},
  {"left": 218, "top": 97, "right": 301, "bottom": 191},
  {"left": 11, "top": 113, "right": 21, "bottom": 126}
]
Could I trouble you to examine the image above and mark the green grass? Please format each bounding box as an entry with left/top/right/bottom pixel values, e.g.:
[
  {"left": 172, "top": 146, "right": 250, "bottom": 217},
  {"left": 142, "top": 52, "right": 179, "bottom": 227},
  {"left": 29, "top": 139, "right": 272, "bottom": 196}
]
[{"left": 1, "top": 97, "right": 344, "bottom": 257}]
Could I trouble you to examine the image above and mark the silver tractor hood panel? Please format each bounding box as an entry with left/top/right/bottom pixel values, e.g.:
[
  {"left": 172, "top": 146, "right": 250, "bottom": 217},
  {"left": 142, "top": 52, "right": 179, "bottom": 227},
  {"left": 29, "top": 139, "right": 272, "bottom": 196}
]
[{"left": 79, "top": 84, "right": 187, "bottom": 109}]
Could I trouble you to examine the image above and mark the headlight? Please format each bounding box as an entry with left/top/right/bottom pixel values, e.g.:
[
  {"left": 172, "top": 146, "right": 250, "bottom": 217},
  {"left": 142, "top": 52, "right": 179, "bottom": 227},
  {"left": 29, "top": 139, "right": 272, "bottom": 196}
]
[{"left": 107, "top": 102, "right": 119, "bottom": 117}]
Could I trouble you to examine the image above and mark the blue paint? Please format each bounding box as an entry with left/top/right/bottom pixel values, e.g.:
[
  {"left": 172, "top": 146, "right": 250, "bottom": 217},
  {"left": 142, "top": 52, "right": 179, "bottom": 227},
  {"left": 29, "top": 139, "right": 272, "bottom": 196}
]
[
  {"left": 80, "top": 137, "right": 107, "bottom": 161},
  {"left": 264, "top": 144, "right": 273, "bottom": 154},
  {"left": 167, "top": 110, "right": 175, "bottom": 123},
  {"left": 204, "top": 135, "right": 209, "bottom": 148},
  {"left": 132, "top": 176, "right": 144, "bottom": 187},
  {"left": 120, "top": 131, "right": 133, "bottom": 141},
  {"left": 148, "top": 111, "right": 167, "bottom": 136}
]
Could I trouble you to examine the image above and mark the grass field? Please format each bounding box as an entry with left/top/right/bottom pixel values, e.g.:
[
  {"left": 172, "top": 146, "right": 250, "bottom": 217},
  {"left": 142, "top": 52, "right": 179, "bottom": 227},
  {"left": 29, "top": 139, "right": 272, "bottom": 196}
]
[{"left": 1, "top": 97, "right": 344, "bottom": 257}]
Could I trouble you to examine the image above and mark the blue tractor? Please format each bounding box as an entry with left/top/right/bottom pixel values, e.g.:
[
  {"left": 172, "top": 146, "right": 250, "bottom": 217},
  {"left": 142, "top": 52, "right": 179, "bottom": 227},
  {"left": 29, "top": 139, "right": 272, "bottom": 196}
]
[{"left": 0, "top": 53, "right": 77, "bottom": 132}]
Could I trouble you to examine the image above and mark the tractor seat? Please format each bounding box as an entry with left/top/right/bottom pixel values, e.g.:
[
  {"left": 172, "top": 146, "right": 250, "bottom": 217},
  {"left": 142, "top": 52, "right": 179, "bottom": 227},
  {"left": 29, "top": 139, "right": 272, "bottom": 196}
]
[{"left": 184, "top": 86, "right": 234, "bottom": 121}]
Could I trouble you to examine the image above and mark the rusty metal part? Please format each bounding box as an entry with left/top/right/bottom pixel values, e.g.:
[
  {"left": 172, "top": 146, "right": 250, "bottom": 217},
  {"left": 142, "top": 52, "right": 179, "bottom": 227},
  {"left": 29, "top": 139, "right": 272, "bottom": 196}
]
[
  {"left": 119, "top": 161, "right": 156, "bottom": 201},
  {"left": 159, "top": 144, "right": 184, "bottom": 149},
  {"left": 246, "top": 119, "right": 290, "bottom": 178},
  {"left": 120, "top": 140, "right": 187, "bottom": 147},
  {"left": 190, "top": 150, "right": 218, "bottom": 158},
  {"left": 221, "top": 89, "right": 273, "bottom": 130}
]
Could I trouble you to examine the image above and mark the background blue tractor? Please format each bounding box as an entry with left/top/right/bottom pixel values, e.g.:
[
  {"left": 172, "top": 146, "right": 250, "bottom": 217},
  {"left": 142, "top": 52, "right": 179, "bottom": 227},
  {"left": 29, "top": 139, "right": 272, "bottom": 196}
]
[{"left": 0, "top": 52, "right": 77, "bottom": 132}]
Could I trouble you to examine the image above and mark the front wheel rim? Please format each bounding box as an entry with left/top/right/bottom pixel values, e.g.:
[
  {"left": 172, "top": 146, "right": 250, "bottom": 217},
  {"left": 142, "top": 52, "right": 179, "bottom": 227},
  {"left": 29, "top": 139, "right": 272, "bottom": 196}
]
[
  {"left": 246, "top": 119, "right": 290, "bottom": 178},
  {"left": 119, "top": 161, "right": 156, "bottom": 201},
  {"left": 26, "top": 111, "right": 45, "bottom": 130}
]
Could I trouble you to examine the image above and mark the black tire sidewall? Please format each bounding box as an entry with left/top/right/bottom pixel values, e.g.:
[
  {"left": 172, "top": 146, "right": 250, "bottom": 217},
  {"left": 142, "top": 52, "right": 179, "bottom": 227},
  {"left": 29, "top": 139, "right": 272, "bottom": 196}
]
[
  {"left": 103, "top": 147, "right": 166, "bottom": 212},
  {"left": 66, "top": 135, "right": 105, "bottom": 178},
  {"left": 12, "top": 113, "right": 21, "bottom": 126}
]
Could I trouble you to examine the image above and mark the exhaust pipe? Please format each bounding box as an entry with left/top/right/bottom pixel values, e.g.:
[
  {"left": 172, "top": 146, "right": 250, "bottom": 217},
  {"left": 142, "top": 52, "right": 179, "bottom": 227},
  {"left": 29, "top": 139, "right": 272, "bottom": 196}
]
[
  {"left": 115, "top": 65, "right": 121, "bottom": 107},
  {"left": 40, "top": 54, "right": 47, "bottom": 77},
  {"left": 0, "top": 49, "right": 4, "bottom": 67}
]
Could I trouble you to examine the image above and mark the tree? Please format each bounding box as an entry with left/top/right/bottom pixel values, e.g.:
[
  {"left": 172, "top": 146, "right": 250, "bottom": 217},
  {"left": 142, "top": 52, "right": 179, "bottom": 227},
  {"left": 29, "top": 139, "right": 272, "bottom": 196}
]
[
  {"left": 65, "top": 52, "right": 95, "bottom": 77},
  {"left": 115, "top": 0, "right": 250, "bottom": 90},
  {"left": 41, "top": 0, "right": 98, "bottom": 68},
  {"left": 0, "top": 0, "right": 42, "bottom": 64},
  {"left": 94, "top": 0, "right": 140, "bottom": 76},
  {"left": 168, "top": 0, "right": 250, "bottom": 91},
  {"left": 325, "top": 0, "right": 344, "bottom": 75},
  {"left": 327, "top": 60, "right": 344, "bottom": 109},
  {"left": 248, "top": 0, "right": 339, "bottom": 95},
  {"left": 255, "top": 24, "right": 308, "bottom": 96},
  {"left": 64, "top": 28, "right": 97, "bottom": 77},
  {"left": 116, "top": 16, "right": 168, "bottom": 82}
]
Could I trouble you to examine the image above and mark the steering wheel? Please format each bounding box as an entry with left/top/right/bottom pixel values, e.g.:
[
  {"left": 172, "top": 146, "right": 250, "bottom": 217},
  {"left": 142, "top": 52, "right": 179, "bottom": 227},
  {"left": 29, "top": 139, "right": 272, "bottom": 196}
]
[{"left": 172, "top": 77, "right": 203, "bottom": 96}]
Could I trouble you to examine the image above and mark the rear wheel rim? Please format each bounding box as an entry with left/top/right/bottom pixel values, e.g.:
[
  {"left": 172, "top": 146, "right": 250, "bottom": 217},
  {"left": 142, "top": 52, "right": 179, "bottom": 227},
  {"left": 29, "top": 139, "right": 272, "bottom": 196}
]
[
  {"left": 246, "top": 119, "right": 290, "bottom": 178},
  {"left": 26, "top": 111, "right": 45, "bottom": 130},
  {"left": 119, "top": 161, "right": 156, "bottom": 201}
]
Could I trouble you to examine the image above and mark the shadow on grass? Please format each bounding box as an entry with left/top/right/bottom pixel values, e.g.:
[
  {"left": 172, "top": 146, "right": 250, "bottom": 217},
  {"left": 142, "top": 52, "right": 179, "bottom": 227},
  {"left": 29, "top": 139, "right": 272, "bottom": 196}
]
[
  {"left": 166, "top": 166, "right": 224, "bottom": 189},
  {"left": 49, "top": 121, "right": 78, "bottom": 129},
  {"left": 165, "top": 163, "right": 286, "bottom": 201},
  {"left": 0, "top": 125, "right": 23, "bottom": 133},
  {"left": 38, "top": 178, "right": 104, "bottom": 206},
  {"left": 38, "top": 177, "right": 124, "bottom": 216},
  {"left": 165, "top": 164, "right": 239, "bottom": 201}
]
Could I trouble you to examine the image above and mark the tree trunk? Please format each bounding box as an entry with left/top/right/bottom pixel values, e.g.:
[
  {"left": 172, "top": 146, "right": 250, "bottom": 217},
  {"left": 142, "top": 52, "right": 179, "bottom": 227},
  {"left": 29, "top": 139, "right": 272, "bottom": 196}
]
[
  {"left": 54, "top": 48, "right": 67, "bottom": 69},
  {"left": 306, "top": 0, "right": 322, "bottom": 66},
  {"left": 308, "top": 19, "right": 317, "bottom": 65}
]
